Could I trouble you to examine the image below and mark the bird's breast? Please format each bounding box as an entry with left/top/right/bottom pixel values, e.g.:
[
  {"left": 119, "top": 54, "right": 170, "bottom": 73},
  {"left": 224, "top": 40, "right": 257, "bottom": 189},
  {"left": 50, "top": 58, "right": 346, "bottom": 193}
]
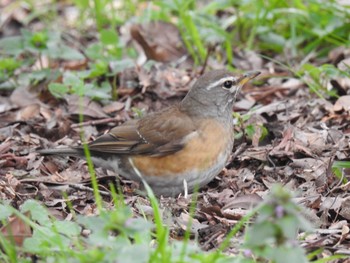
[{"left": 130, "top": 119, "right": 233, "bottom": 177}]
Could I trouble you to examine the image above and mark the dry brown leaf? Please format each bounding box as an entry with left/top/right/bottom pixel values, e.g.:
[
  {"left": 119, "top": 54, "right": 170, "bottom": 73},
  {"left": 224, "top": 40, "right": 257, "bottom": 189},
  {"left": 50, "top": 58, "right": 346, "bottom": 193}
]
[
  {"left": 16, "top": 104, "right": 41, "bottom": 121},
  {"left": 130, "top": 21, "right": 192, "bottom": 66},
  {"left": 233, "top": 50, "right": 263, "bottom": 70},
  {"left": 10, "top": 88, "right": 42, "bottom": 108},
  {"left": 102, "top": 101, "right": 125, "bottom": 114},
  {"left": 0, "top": 211, "right": 32, "bottom": 247},
  {"left": 320, "top": 197, "right": 343, "bottom": 211},
  {"left": 334, "top": 95, "right": 350, "bottom": 112},
  {"left": 222, "top": 193, "right": 263, "bottom": 210},
  {"left": 66, "top": 95, "right": 108, "bottom": 119},
  {"left": 241, "top": 146, "right": 270, "bottom": 161},
  {"left": 176, "top": 213, "right": 207, "bottom": 233},
  {"left": 291, "top": 158, "right": 327, "bottom": 183},
  {"left": 339, "top": 197, "right": 350, "bottom": 220}
]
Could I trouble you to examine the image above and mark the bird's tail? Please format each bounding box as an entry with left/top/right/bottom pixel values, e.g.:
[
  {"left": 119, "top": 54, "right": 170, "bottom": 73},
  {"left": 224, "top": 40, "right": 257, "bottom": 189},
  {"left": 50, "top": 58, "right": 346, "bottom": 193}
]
[{"left": 37, "top": 147, "right": 84, "bottom": 156}]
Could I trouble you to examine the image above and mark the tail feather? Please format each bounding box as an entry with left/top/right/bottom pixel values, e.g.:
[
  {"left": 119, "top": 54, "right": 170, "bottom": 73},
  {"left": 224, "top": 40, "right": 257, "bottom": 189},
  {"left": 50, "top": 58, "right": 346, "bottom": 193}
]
[{"left": 37, "top": 147, "right": 84, "bottom": 156}]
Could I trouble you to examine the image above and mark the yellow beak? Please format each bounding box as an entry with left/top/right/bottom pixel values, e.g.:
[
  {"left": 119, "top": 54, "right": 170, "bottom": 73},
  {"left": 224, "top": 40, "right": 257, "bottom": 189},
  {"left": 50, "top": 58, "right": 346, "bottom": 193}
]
[{"left": 237, "top": 71, "right": 261, "bottom": 86}]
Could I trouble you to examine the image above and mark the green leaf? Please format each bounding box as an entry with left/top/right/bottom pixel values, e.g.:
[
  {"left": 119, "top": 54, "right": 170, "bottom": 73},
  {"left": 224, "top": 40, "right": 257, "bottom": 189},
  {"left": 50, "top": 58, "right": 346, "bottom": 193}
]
[
  {"left": 48, "top": 83, "right": 69, "bottom": 98},
  {"left": 0, "top": 204, "right": 13, "bottom": 220},
  {"left": 100, "top": 28, "right": 119, "bottom": 45},
  {"left": 110, "top": 59, "right": 135, "bottom": 74},
  {"left": 260, "top": 32, "right": 286, "bottom": 50},
  {"left": 245, "top": 124, "right": 255, "bottom": 139},
  {"left": 83, "top": 82, "right": 111, "bottom": 100},
  {"left": 30, "top": 31, "right": 48, "bottom": 50},
  {"left": 0, "top": 58, "right": 22, "bottom": 80},
  {"left": 85, "top": 43, "right": 104, "bottom": 60},
  {"left": 276, "top": 215, "right": 299, "bottom": 239},
  {"left": 52, "top": 221, "right": 81, "bottom": 237},
  {"left": 0, "top": 36, "right": 25, "bottom": 56},
  {"left": 260, "top": 125, "right": 268, "bottom": 141},
  {"left": 244, "top": 221, "right": 276, "bottom": 246},
  {"left": 87, "top": 61, "right": 109, "bottom": 78},
  {"left": 114, "top": 244, "right": 150, "bottom": 263},
  {"left": 29, "top": 69, "right": 59, "bottom": 84},
  {"left": 23, "top": 226, "right": 71, "bottom": 254},
  {"left": 0, "top": 58, "right": 22, "bottom": 72},
  {"left": 333, "top": 161, "right": 350, "bottom": 169},
  {"left": 48, "top": 43, "right": 85, "bottom": 60},
  {"left": 63, "top": 71, "right": 84, "bottom": 87},
  {"left": 267, "top": 246, "right": 308, "bottom": 263},
  {"left": 21, "top": 200, "right": 51, "bottom": 227}
]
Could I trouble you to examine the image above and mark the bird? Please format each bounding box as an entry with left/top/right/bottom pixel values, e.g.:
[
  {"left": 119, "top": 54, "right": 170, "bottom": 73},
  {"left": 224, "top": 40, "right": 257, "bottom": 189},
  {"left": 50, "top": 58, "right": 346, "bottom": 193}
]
[{"left": 38, "top": 70, "right": 260, "bottom": 197}]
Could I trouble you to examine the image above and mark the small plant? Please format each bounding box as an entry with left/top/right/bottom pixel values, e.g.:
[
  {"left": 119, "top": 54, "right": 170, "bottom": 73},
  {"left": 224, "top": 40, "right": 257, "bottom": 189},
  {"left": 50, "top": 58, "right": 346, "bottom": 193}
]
[
  {"left": 242, "top": 185, "right": 313, "bottom": 263},
  {"left": 0, "top": 197, "right": 229, "bottom": 262},
  {"left": 245, "top": 124, "right": 268, "bottom": 143},
  {"left": 0, "top": 29, "right": 84, "bottom": 91},
  {"left": 0, "top": 185, "right": 318, "bottom": 263},
  {"left": 332, "top": 160, "right": 350, "bottom": 184},
  {"left": 0, "top": 58, "right": 22, "bottom": 87},
  {"left": 297, "top": 63, "right": 349, "bottom": 98},
  {"left": 0, "top": 28, "right": 134, "bottom": 99},
  {"left": 130, "top": 0, "right": 350, "bottom": 66},
  {"left": 233, "top": 112, "right": 268, "bottom": 143},
  {"left": 0, "top": 29, "right": 84, "bottom": 61},
  {"left": 48, "top": 70, "right": 112, "bottom": 100}
]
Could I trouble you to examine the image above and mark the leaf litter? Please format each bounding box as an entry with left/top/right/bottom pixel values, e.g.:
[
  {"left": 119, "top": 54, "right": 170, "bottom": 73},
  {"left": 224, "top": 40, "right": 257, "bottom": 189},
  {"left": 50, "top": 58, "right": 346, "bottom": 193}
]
[{"left": 0, "top": 3, "right": 349, "bottom": 260}]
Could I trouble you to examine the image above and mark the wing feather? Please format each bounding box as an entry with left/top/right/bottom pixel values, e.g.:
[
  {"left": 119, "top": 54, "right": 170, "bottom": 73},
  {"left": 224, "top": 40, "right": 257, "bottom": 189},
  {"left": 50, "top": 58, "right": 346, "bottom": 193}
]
[{"left": 87, "top": 106, "right": 197, "bottom": 157}]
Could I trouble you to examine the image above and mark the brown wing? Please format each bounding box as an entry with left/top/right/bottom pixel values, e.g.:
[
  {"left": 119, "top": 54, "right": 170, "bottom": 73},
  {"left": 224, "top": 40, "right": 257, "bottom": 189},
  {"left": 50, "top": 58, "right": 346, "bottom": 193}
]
[{"left": 87, "top": 106, "right": 197, "bottom": 157}]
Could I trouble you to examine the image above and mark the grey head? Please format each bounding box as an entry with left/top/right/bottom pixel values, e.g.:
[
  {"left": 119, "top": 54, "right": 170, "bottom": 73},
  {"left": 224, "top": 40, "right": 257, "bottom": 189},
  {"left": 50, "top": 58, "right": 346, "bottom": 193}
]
[{"left": 180, "top": 69, "right": 260, "bottom": 120}]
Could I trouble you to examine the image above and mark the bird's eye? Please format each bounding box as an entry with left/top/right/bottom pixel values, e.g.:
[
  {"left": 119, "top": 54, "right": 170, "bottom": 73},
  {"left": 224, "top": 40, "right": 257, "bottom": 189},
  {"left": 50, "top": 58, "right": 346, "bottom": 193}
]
[{"left": 223, "top": 80, "right": 234, "bottom": 89}]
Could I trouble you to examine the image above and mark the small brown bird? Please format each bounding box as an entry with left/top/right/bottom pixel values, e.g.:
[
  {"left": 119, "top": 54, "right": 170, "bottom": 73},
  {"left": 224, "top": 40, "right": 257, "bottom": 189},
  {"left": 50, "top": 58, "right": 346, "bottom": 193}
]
[{"left": 38, "top": 70, "right": 260, "bottom": 196}]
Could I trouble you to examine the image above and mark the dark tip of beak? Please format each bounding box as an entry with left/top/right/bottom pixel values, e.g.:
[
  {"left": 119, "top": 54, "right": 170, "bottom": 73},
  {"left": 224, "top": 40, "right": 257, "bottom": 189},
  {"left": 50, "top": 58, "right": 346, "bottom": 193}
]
[
  {"left": 237, "top": 71, "right": 261, "bottom": 86},
  {"left": 243, "top": 71, "right": 261, "bottom": 79}
]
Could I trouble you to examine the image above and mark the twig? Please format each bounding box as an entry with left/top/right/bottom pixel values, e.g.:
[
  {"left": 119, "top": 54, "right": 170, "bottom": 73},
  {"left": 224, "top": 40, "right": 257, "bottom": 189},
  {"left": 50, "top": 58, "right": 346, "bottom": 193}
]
[
  {"left": 68, "top": 183, "right": 111, "bottom": 197},
  {"left": 71, "top": 117, "right": 123, "bottom": 128},
  {"left": 199, "top": 46, "right": 214, "bottom": 75}
]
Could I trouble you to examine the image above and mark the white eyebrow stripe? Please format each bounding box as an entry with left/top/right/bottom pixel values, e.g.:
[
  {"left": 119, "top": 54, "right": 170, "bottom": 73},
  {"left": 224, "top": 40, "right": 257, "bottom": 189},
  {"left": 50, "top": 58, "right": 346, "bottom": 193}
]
[{"left": 205, "top": 76, "right": 235, "bottom": 90}]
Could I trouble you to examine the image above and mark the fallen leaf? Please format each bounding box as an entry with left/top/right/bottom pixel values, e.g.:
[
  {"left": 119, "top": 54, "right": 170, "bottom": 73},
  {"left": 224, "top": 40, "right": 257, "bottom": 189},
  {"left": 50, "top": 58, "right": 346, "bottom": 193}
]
[
  {"left": 333, "top": 95, "right": 350, "bottom": 112},
  {"left": 66, "top": 95, "right": 109, "bottom": 119},
  {"left": 1, "top": 211, "right": 32, "bottom": 246},
  {"left": 130, "top": 21, "right": 192, "bottom": 66}
]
